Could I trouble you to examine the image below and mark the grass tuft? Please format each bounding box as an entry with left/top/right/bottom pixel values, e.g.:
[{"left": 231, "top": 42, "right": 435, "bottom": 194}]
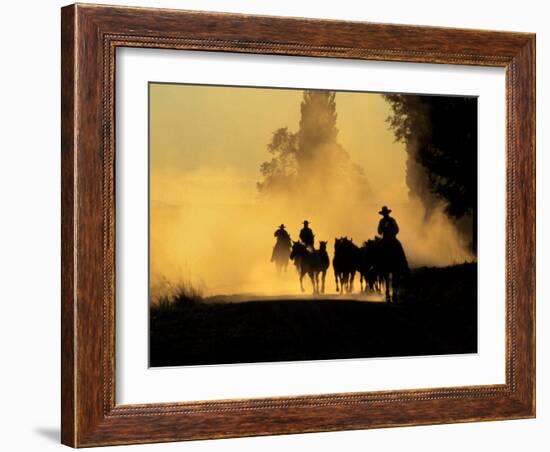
[{"left": 150, "top": 279, "right": 204, "bottom": 316}]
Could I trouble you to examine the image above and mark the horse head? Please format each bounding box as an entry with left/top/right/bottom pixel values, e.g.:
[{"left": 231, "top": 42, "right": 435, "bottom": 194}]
[{"left": 290, "top": 241, "right": 306, "bottom": 260}]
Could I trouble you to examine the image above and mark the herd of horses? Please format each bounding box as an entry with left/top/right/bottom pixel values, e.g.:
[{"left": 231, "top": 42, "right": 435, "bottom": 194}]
[{"left": 275, "top": 237, "right": 409, "bottom": 303}]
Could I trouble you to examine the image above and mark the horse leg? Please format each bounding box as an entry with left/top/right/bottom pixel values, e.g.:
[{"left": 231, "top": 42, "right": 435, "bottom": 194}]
[
  {"left": 350, "top": 271, "right": 355, "bottom": 293},
  {"left": 345, "top": 273, "right": 349, "bottom": 293},
  {"left": 309, "top": 272, "right": 316, "bottom": 294},
  {"left": 392, "top": 272, "right": 400, "bottom": 304},
  {"left": 385, "top": 273, "right": 391, "bottom": 303},
  {"left": 299, "top": 271, "right": 305, "bottom": 292},
  {"left": 315, "top": 272, "right": 320, "bottom": 294},
  {"left": 321, "top": 270, "right": 326, "bottom": 293},
  {"left": 314, "top": 272, "right": 318, "bottom": 294},
  {"left": 334, "top": 269, "right": 339, "bottom": 293},
  {"left": 342, "top": 273, "right": 349, "bottom": 293}
]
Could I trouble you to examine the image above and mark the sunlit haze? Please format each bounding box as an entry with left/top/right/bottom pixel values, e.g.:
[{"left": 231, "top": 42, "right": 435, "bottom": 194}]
[{"left": 149, "top": 83, "right": 474, "bottom": 299}]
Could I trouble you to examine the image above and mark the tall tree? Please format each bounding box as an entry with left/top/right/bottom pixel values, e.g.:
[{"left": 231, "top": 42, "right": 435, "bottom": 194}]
[
  {"left": 258, "top": 90, "right": 368, "bottom": 198},
  {"left": 257, "top": 127, "right": 299, "bottom": 195},
  {"left": 384, "top": 94, "right": 478, "bottom": 250}
]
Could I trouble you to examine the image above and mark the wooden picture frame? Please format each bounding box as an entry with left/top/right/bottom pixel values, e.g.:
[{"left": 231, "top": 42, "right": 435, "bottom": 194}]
[{"left": 61, "top": 3, "right": 535, "bottom": 447}]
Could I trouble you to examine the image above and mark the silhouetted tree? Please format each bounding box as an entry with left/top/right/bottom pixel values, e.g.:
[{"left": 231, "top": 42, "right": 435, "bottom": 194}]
[
  {"left": 297, "top": 91, "right": 339, "bottom": 166},
  {"left": 384, "top": 94, "right": 478, "bottom": 250},
  {"left": 258, "top": 90, "right": 368, "bottom": 198},
  {"left": 257, "top": 127, "right": 299, "bottom": 195}
]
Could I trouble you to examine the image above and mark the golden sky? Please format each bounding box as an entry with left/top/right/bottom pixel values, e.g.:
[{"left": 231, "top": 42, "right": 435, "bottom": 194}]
[
  {"left": 149, "top": 83, "right": 472, "bottom": 298},
  {"left": 150, "top": 83, "right": 408, "bottom": 198}
]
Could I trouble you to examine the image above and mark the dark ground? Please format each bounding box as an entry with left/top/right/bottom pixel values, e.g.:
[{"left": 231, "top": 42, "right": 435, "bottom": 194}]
[{"left": 149, "top": 263, "right": 477, "bottom": 367}]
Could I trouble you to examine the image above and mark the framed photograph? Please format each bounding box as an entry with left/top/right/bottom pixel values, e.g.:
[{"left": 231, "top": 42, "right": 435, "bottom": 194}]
[{"left": 61, "top": 3, "right": 535, "bottom": 447}]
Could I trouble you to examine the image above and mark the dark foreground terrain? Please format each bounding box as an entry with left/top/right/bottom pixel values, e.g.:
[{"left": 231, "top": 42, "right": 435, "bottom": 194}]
[{"left": 150, "top": 263, "right": 477, "bottom": 367}]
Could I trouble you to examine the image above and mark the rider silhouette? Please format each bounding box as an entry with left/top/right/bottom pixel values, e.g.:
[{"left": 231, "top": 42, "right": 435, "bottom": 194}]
[
  {"left": 274, "top": 224, "right": 291, "bottom": 243},
  {"left": 377, "top": 206, "right": 399, "bottom": 239},
  {"left": 272, "top": 224, "right": 291, "bottom": 262},
  {"left": 299, "top": 220, "right": 315, "bottom": 249},
  {"left": 377, "top": 206, "right": 409, "bottom": 275}
]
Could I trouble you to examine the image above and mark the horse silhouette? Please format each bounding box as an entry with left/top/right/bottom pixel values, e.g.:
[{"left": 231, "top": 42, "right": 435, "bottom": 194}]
[
  {"left": 376, "top": 236, "right": 409, "bottom": 303},
  {"left": 316, "top": 241, "right": 330, "bottom": 293},
  {"left": 333, "top": 237, "right": 360, "bottom": 293},
  {"left": 290, "top": 241, "right": 330, "bottom": 293},
  {"left": 358, "top": 238, "right": 382, "bottom": 293},
  {"left": 337, "top": 235, "right": 408, "bottom": 301}
]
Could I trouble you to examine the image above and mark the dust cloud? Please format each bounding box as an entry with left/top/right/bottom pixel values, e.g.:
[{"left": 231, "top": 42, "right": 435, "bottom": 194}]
[{"left": 149, "top": 88, "right": 474, "bottom": 299}]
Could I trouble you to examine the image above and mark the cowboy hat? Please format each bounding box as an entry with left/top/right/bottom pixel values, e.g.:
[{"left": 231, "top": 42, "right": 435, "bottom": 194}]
[
  {"left": 379, "top": 206, "right": 392, "bottom": 215},
  {"left": 279, "top": 224, "right": 286, "bottom": 229},
  {"left": 303, "top": 220, "right": 310, "bottom": 225}
]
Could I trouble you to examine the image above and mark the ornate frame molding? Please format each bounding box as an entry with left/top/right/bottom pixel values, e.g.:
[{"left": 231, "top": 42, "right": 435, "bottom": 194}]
[{"left": 61, "top": 4, "right": 535, "bottom": 447}]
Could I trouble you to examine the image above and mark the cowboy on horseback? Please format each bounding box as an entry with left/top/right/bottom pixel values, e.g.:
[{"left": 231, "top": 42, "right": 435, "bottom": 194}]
[
  {"left": 376, "top": 206, "right": 409, "bottom": 302},
  {"left": 377, "top": 206, "right": 399, "bottom": 239},
  {"left": 274, "top": 223, "right": 291, "bottom": 244},
  {"left": 272, "top": 224, "right": 291, "bottom": 260},
  {"left": 299, "top": 220, "right": 315, "bottom": 250},
  {"left": 271, "top": 224, "right": 292, "bottom": 274}
]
